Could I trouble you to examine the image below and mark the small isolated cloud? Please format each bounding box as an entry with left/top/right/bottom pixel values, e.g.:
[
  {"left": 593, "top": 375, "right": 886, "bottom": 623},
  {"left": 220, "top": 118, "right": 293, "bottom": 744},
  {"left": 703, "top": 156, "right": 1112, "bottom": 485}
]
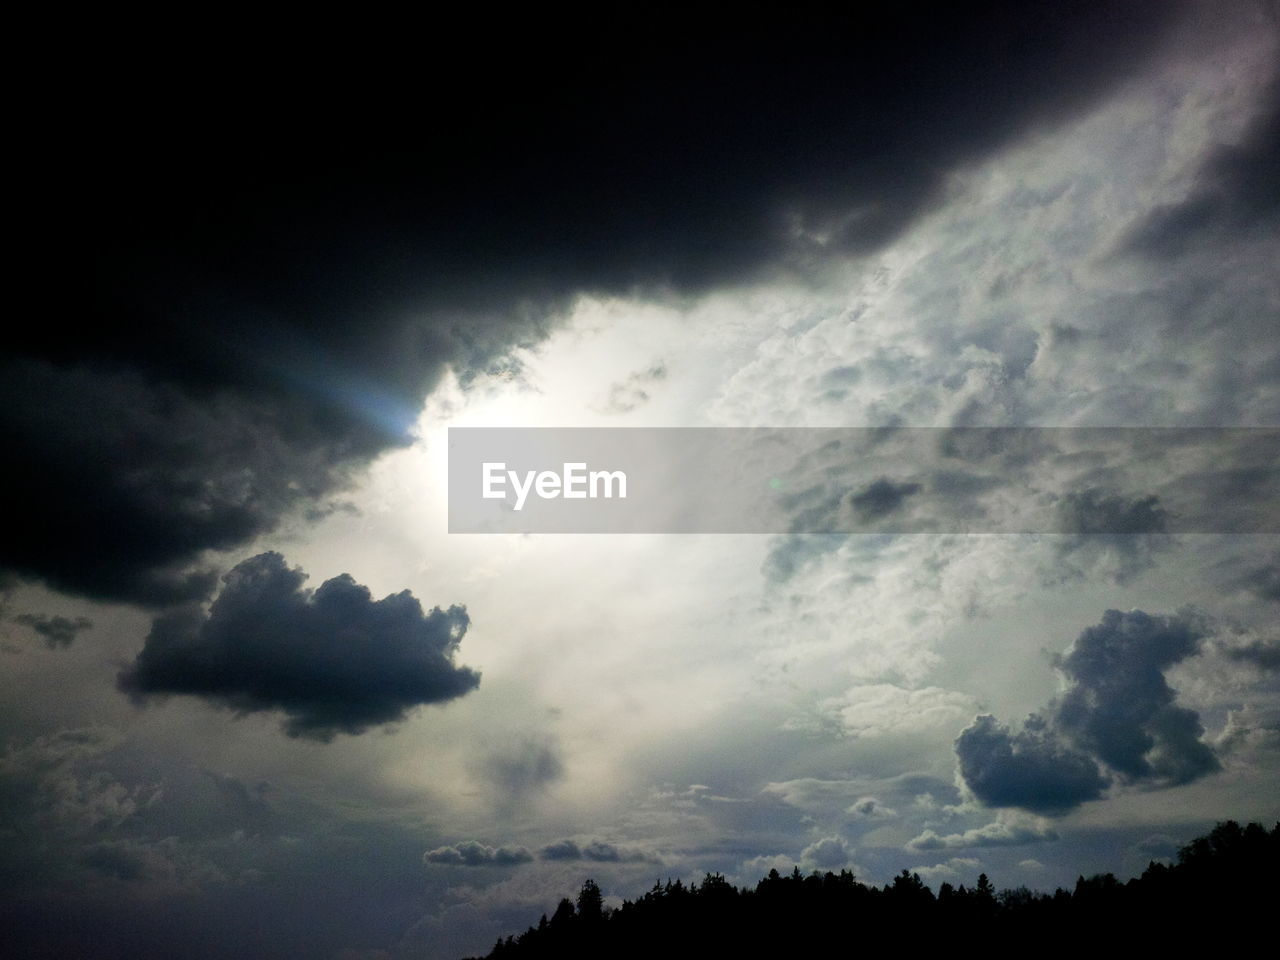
[
  {"left": 846, "top": 796, "right": 897, "bottom": 820},
  {"left": 118, "top": 552, "right": 480, "bottom": 740},
  {"left": 907, "top": 815, "right": 1058, "bottom": 852},
  {"left": 1018, "top": 859, "right": 1045, "bottom": 871},
  {"left": 953, "top": 609, "right": 1219, "bottom": 815},
  {"left": 13, "top": 613, "right": 92, "bottom": 648},
  {"left": 537, "top": 839, "right": 658, "bottom": 863},
  {"left": 595, "top": 362, "right": 668, "bottom": 414},
  {"left": 424, "top": 841, "right": 534, "bottom": 867}
]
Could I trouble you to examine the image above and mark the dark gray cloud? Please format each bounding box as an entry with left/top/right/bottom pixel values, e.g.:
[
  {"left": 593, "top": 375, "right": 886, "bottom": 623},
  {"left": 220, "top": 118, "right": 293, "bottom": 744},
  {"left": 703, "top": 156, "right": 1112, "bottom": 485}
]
[
  {"left": 849, "top": 479, "right": 922, "bottom": 522},
  {"left": 13, "top": 613, "right": 92, "bottom": 648},
  {"left": 5, "top": 5, "right": 1187, "bottom": 607},
  {"left": 423, "top": 842, "right": 534, "bottom": 867},
  {"left": 117, "top": 553, "right": 479, "bottom": 740},
  {"left": 1053, "top": 609, "right": 1218, "bottom": 784},
  {"left": 955, "top": 609, "right": 1219, "bottom": 814},
  {"left": 1054, "top": 489, "right": 1168, "bottom": 535},
  {"left": 1222, "top": 637, "right": 1280, "bottom": 671},
  {"left": 955, "top": 714, "right": 1109, "bottom": 815},
  {"left": 1049, "top": 488, "right": 1173, "bottom": 585},
  {"left": 1124, "top": 74, "right": 1280, "bottom": 258},
  {"left": 537, "top": 839, "right": 657, "bottom": 864}
]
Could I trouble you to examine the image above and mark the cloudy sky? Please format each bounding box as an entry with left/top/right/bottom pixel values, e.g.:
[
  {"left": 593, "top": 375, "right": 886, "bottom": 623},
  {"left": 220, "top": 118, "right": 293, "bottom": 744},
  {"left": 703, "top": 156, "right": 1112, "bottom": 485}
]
[{"left": 4, "top": 5, "right": 1279, "bottom": 958}]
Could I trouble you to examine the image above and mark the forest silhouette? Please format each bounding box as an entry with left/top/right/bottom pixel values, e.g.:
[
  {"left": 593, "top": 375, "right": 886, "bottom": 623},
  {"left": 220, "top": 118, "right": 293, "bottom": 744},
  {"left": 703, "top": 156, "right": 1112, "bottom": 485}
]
[{"left": 465, "top": 820, "right": 1277, "bottom": 958}]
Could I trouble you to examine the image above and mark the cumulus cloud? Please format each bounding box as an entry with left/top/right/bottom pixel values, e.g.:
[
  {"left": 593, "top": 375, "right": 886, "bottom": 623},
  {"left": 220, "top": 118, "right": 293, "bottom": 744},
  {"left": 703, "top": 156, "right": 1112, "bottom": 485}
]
[
  {"left": 13, "top": 613, "right": 92, "bottom": 648},
  {"left": 117, "top": 552, "right": 480, "bottom": 740},
  {"left": 423, "top": 842, "right": 534, "bottom": 867},
  {"left": 1053, "top": 609, "right": 1218, "bottom": 784},
  {"left": 907, "top": 815, "right": 1059, "bottom": 852},
  {"left": 955, "top": 715, "right": 1109, "bottom": 815},
  {"left": 954, "top": 609, "right": 1219, "bottom": 814}
]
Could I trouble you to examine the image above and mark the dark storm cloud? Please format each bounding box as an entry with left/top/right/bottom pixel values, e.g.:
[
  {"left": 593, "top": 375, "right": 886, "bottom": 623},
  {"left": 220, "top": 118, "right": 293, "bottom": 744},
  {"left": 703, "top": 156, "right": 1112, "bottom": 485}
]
[
  {"left": 423, "top": 842, "right": 534, "bottom": 867},
  {"left": 1054, "top": 609, "right": 1219, "bottom": 784},
  {"left": 1124, "top": 73, "right": 1280, "bottom": 258},
  {"left": 955, "top": 715, "right": 1109, "bottom": 815},
  {"left": 117, "top": 553, "right": 479, "bottom": 740},
  {"left": 5, "top": 5, "right": 1188, "bottom": 606},
  {"left": 955, "top": 609, "right": 1219, "bottom": 814},
  {"left": 849, "top": 479, "right": 923, "bottom": 522},
  {"left": 13, "top": 613, "right": 92, "bottom": 648}
]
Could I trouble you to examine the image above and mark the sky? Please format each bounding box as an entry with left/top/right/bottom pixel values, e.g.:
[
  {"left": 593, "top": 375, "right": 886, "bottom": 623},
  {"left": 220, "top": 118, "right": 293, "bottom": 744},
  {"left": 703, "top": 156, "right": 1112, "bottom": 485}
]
[{"left": 3, "top": 5, "right": 1279, "bottom": 958}]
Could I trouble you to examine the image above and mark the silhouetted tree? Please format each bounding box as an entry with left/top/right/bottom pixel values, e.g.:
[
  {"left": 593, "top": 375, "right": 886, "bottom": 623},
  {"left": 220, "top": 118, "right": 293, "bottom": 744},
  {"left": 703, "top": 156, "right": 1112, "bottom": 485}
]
[
  {"left": 463, "top": 820, "right": 1280, "bottom": 960},
  {"left": 576, "top": 878, "right": 603, "bottom": 922}
]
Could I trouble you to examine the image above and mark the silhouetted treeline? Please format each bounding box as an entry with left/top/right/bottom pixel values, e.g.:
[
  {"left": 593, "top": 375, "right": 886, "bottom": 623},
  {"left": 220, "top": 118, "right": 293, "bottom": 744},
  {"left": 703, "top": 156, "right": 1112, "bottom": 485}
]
[{"left": 464, "top": 820, "right": 1279, "bottom": 958}]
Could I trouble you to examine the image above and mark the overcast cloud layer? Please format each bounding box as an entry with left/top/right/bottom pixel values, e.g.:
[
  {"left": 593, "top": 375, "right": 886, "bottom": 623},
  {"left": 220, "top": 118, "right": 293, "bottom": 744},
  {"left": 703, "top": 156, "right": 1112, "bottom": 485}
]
[{"left": 3, "top": 5, "right": 1279, "bottom": 959}]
